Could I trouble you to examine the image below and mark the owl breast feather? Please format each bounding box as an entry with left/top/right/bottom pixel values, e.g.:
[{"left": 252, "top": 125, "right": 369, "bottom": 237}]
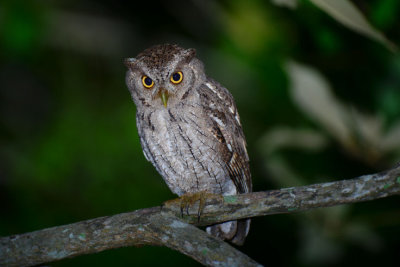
[{"left": 137, "top": 106, "right": 237, "bottom": 197}]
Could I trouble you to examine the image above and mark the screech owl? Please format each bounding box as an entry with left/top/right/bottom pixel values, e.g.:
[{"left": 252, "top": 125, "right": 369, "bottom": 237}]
[{"left": 125, "top": 44, "right": 252, "bottom": 245}]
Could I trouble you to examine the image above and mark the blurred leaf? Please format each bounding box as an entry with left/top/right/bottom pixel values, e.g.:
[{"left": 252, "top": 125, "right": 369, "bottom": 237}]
[
  {"left": 343, "top": 222, "right": 383, "bottom": 252},
  {"left": 371, "top": 0, "right": 399, "bottom": 29},
  {"left": 258, "top": 126, "right": 328, "bottom": 187},
  {"left": 350, "top": 108, "right": 384, "bottom": 158},
  {"left": 382, "top": 121, "right": 400, "bottom": 152},
  {"left": 45, "top": 11, "right": 130, "bottom": 58},
  {"left": 0, "top": 0, "right": 43, "bottom": 56},
  {"left": 375, "top": 55, "right": 400, "bottom": 123},
  {"left": 376, "top": 87, "right": 400, "bottom": 122},
  {"left": 223, "top": 0, "right": 278, "bottom": 54},
  {"left": 259, "top": 126, "right": 328, "bottom": 154},
  {"left": 309, "top": 0, "right": 397, "bottom": 52},
  {"left": 297, "top": 220, "right": 343, "bottom": 265},
  {"left": 271, "top": 0, "right": 298, "bottom": 9},
  {"left": 286, "top": 60, "right": 400, "bottom": 165},
  {"left": 286, "top": 60, "right": 354, "bottom": 150},
  {"left": 316, "top": 28, "right": 343, "bottom": 54},
  {"left": 261, "top": 155, "right": 306, "bottom": 187}
]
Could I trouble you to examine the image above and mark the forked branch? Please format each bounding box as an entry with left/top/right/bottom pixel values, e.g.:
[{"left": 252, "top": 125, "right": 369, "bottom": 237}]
[{"left": 1, "top": 163, "right": 400, "bottom": 267}]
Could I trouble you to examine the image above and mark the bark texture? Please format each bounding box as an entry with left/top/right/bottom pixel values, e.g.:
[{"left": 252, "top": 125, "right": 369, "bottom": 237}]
[{"left": 1, "top": 164, "right": 400, "bottom": 267}]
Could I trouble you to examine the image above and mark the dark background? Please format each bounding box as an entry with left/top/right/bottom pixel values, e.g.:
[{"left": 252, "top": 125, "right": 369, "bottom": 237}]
[{"left": 1, "top": 0, "right": 400, "bottom": 266}]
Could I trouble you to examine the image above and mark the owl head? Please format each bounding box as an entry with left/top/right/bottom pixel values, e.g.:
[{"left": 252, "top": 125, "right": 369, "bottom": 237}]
[{"left": 125, "top": 44, "right": 205, "bottom": 109}]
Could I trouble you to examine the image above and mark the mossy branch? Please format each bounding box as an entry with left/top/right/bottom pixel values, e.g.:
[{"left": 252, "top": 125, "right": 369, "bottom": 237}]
[{"left": 1, "top": 164, "right": 400, "bottom": 267}]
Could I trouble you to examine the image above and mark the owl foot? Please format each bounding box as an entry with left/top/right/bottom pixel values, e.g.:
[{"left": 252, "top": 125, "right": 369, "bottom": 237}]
[
  {"left": 163, "top": 192, "right": 223, "bottom": 222},
  {"left": 185, "top": 192, "right": 224, "bottom": 223},
  {"left": 180, "top": 191, "right": 210, "bottom": 222}
]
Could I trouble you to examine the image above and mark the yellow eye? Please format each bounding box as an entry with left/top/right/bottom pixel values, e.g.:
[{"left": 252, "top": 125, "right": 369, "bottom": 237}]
[
  {"left": 170, "top": 71, "right": 183, "bottom": 84},
  {"left": 142, "top": 76, "right": 154, "bottom": 89}
]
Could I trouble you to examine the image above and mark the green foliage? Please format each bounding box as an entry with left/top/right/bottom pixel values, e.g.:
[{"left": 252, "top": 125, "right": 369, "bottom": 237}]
[{"left": 1, "top": 0, "right": 399, "bottom": 266}]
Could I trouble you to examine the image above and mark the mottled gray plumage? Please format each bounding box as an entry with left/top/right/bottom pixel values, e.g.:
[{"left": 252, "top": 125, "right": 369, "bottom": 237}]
[{"left": 125, "top": 44, "right": 252, "bottom": 245}]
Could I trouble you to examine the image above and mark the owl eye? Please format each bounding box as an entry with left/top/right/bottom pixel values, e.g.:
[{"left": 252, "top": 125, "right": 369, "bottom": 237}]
[
  {"left": 170, "top": 71, "right": 183, "bottom": 84},
  {"left": 142, "top": 76, "right": 154, "bottom": 89}
]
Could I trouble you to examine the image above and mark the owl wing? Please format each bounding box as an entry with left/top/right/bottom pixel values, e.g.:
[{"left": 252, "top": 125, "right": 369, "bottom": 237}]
[{"left": 200, "top": 79, "right": 251, "bottom": 194}]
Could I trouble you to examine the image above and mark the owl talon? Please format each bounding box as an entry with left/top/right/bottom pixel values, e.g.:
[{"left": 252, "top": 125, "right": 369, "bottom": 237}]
[
  {"left": 198, "top": 193, "right": 206, "bottom": 222},
  {"left": 164, "top": 192, "right": 223, "bottom": 222},
  {"left": 178, "top": 191, "right": 214, "bottom": 222},
  {"left": 179, "top": 201, "right": 190, "bottom": 217}
]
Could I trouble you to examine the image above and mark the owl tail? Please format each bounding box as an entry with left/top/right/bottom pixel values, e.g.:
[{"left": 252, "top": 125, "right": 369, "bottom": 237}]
[{"left": 206, "top": 219, "right": 251, "bottom": 246}]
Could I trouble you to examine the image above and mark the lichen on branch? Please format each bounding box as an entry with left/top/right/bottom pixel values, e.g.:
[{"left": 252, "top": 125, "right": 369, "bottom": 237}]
[{"left": 1, "top": 163, "right": 399, "bottom": 267}]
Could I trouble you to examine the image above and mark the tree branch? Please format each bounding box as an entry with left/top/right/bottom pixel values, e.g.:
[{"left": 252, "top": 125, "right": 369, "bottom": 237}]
[
  {"left": 1, "top": 164, "right": 400, "bottom": 267},
  {"left": 164, "top": 162, "right": 400, "bottom": 225},
  {"left": 0, "top": 208, "right": 261, "bottom": 267}
]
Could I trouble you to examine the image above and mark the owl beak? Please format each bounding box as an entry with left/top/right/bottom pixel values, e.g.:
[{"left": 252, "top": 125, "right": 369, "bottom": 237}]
[{"left": 159, "top": 88, "right": 169, "bottom": 107}]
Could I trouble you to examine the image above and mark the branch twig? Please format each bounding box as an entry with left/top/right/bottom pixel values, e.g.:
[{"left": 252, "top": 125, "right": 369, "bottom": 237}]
[{"left": 1, "top": 164, "right": 400, "bottom": 267}]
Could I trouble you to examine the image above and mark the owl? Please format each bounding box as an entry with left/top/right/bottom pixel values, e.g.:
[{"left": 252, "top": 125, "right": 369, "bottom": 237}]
[{"left": 125, "top": 44, "right": 252, "bottom": 245}]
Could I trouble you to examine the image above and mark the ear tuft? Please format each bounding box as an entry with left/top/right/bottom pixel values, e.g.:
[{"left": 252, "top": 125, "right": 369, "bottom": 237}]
[
  {"left": 183, "top": 48, "right": 196, "bottom": 62},
  {"left": 124, "top": 58, "right": 137, "bottom": 68}
]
